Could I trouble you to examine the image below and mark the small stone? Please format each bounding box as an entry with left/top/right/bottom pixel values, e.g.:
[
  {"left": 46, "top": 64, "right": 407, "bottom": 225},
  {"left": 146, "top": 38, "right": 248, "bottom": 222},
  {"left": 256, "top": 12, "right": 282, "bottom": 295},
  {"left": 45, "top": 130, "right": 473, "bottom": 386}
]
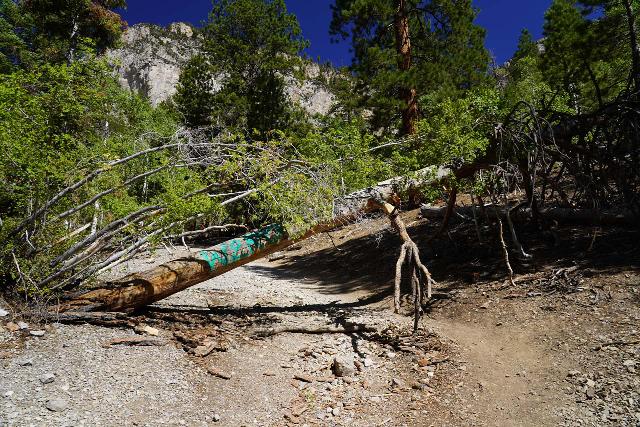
[
  {"left": 5, "top": 322, "right": 19, "bottom": 332},
  {"left": 30, "top": 330, "right": 45, "bottom": 337},
  {"left": 0, "top": 309, "right": 8, "bottom": 317},
  {"left": 207, "top": 367, "right": 232, "bottom": 380},
  {"left": 39, "top": 373, "right": 55, "bottom": 384},
  {"left": 193, "top": 343, "right": 215, "bottom": 357},
  {"left": 46, "top": 398, "right": 68, "bottom": 412},
  {"left": 294, "top": 373, "right": 315, "bottom": 383},
  {"left": 623, "top": 359, "right": 636, "bottom": 367},
  {"left": 212, "top": 414, "right": 221, "bottom": 422},
  {"left": 586, "top": 379, "right": 596, "bottom": 388},
  {"left": 385, "top": 351, "right": 397, "bottom": 359},
  {"left": 135, "top": 325, "right": 159, "bottom": 336},
  {"left": 479, "top": 302, "right": 490, "bottom": 309},
  {"left": 332, "top": 407, "right": 341, "bottom": 417},
  {"left": 17, "top": 321, "right": 28, "bottom": 330},
  {"left": 586, "top": 387, "right": 596, "bottom": 399},
  {"left": 391, "top": 378, "right": 405, "bottom": 388},
  {"left": 332, "top": 356, "right": 355, "bottom": 377},
  {"left": 3, "top": 391, "right": 13, "bottom": 398},
  {"left": 363, "top": 358, "right": 374, "bottom": 367},
  {"left": 19, "top": 359, "right": 32, "bottom": 367},
  {"left": 567, "top": 370, "right": 581, "bottom": 377},
  {"left": 268, "top": 252, "right": 286, "bottom": 262},
  {"left": 417, "top": 358, "right": 430, "bottom": 367}
]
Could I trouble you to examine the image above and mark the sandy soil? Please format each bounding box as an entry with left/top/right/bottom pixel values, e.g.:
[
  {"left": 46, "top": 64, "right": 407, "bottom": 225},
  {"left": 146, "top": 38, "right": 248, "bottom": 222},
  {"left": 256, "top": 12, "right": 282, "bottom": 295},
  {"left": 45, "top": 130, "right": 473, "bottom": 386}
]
[{"left": 1, "top": 210, "right": 639, "bottom": 426}]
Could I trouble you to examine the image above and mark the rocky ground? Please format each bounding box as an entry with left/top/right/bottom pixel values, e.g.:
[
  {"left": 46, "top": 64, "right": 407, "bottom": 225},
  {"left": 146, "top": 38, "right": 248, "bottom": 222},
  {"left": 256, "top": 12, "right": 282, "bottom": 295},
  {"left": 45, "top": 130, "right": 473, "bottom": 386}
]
[{"left": 1, "top": 210, "right": 639, "bottom": 426}]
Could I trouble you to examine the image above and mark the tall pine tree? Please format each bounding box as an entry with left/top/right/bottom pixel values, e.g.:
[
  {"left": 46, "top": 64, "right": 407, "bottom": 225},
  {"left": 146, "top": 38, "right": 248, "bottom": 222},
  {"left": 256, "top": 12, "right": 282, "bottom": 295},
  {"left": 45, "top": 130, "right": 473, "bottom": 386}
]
[
  {"left": 178, "top": 0, "right": 308, "bottom": 135},
  {"left": 330, "top": 0, "right": 489, "bottom": 136}
]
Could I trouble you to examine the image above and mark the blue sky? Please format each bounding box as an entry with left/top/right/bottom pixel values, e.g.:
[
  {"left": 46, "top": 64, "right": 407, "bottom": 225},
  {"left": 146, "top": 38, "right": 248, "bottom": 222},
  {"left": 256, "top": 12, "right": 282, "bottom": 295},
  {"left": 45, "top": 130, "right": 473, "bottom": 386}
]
[{"left": 119, "top": 0, "right": 552, "bottom": 66}]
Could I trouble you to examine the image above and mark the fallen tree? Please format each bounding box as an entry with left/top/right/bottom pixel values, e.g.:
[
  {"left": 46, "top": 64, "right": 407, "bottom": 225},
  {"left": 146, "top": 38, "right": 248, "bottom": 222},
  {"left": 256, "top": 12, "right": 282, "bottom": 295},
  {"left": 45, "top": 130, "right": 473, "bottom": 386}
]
[{"left": 58, "top": 168, "right": 446, "bottom": 314}]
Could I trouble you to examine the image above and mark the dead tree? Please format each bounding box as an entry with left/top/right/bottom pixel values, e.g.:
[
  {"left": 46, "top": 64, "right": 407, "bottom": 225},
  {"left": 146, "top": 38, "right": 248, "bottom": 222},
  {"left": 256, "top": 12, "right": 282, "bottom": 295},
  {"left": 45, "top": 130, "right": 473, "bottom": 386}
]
[{"left": 57, "top": 170, "right": 444, "bottom": 321}]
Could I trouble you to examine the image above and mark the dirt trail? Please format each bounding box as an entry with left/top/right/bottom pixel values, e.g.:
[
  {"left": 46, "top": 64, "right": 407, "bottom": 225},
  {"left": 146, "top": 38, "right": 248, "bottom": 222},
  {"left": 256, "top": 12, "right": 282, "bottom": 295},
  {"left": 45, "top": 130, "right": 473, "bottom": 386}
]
[
  {"left": 2, "top": 212, "right": 639, "bottom": 426},
  {"left": 431, "top": 317, "right": 568, "bottom": 426}
]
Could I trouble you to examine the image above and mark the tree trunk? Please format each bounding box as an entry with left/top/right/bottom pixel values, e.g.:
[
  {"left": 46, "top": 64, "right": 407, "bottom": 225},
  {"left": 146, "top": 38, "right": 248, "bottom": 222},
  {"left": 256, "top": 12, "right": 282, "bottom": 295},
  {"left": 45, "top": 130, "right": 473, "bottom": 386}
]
[
  {"left": 59, "top": 224, "right": 307, "bottom": 313},
  {"left": 58, "top": 166, "right": 450, "bottom": 313},
  {"left": 394, "top": 0, "right": 418, "bottom": 136},
  {"left": 623, "top": 0, "right": 640, "bottom": 90}
]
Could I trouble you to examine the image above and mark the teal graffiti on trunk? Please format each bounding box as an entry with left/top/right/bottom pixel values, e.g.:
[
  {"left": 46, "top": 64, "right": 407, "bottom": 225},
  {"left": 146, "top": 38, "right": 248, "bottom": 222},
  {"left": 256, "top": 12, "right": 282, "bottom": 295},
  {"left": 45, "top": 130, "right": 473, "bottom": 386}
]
[{"left": 198, "top": 224, "right": 286, "bottom": 271}]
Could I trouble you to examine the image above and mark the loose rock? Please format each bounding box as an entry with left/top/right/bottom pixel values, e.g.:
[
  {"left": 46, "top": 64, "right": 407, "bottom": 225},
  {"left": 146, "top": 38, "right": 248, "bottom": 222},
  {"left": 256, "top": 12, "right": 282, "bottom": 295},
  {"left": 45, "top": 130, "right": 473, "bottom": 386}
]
[
  {"left": 39, "top": 373, "right": 55, "bottom": 384},
  {"left": 30, "top": 330, "right": 45, "bottom": 337},
  {"left": 135, "top": 325, "right": 160, "bottom": 336},
  {"left": 332, "top": 356, "right": 355, "bottom": 377},
  {"left": 46, "top": 398, "right": 68, "bottom": 412}
]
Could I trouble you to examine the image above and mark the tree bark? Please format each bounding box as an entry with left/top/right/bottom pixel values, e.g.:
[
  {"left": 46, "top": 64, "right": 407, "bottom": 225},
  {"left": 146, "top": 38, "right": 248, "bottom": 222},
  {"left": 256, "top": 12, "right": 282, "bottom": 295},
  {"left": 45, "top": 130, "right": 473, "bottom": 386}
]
[
  {"left": 395, "top": 0, "right": 418, "bottom": 136},
  {"left": 623, "top": 0, "right": 640, "bottom": 90},
  {"left": 57, "top": 166, "right": 453, "bottom": 313}
]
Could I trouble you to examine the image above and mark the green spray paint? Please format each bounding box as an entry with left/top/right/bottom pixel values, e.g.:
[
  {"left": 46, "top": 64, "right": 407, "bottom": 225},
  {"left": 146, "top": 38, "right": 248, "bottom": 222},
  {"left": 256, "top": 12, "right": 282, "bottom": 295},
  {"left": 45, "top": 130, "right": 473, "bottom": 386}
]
[{"left": 198, "top": 224, "right": 286, "bottom": 271}]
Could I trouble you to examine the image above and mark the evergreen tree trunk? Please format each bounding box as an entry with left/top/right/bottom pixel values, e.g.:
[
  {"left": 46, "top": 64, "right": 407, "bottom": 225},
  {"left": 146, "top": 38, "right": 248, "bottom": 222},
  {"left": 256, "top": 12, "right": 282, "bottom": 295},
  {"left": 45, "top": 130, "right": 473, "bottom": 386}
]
[
  {"left": 394, "top": 0, "right": 418, "bottom": 136},
  {"left": 623, "top": 0, "right": 640, "bottom": 90}
]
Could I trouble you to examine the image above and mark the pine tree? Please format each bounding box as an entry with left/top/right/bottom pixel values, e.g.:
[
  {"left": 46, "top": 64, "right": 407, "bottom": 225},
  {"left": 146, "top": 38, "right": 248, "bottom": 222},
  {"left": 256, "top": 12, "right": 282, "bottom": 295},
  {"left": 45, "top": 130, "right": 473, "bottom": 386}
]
[
  {"left": 330, "top": 0, "right": 490, "bottom": 136},
  {"left": 174, "top": 54, "right": 216, "bottom": 128},
  {"left": 513, "top": 29, "right": 538, "bottom": 62},
  {"left": 22, "top": 0, "right": 126, "bottom": 63},
  {"left": 542, "top": 0, "right": 626, "bottom": 110},
  {"left": 0, "top": 0, "right": 36, "bottom": 72},
  {"left": 198, "top": 0, "right": 309, "bottom": 135}
]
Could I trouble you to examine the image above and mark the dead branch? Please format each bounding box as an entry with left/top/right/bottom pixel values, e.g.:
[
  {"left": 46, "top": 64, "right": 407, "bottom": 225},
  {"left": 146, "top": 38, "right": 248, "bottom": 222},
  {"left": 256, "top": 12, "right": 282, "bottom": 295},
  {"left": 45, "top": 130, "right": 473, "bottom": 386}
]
[
  {"left": 166, "top": 224, "right": 248, "bottom": 241},
  {"left": 496, "top": 216, "right": 515, "bottom": 287},
  {"left": 505, "top": 202, "right": 532, "bottom": 259},
  {"left": 103, "top": 336, "right": 168, "bottom": 348},
  {"left": 254, "top": 324, "right": 377, "bottom": 337},
  {"left": 427, "top": 186, "right": 458, "bottom": 242}
]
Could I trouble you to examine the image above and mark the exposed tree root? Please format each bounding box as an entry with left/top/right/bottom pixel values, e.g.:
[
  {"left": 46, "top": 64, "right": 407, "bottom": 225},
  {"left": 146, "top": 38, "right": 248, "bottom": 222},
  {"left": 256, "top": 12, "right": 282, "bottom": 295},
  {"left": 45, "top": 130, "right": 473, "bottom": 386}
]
[
  {"left": 427, "top": 186, "right": 458, "bottom": 242},
  {"left": 496, "top": 217, "right": 515, "bottom": 287},
  {"left": 370, "top": 198, "right": 436, "bottom": 333},
  {"left": 254, "top": 324, "right": 377, "bottom": 337},
  {"left": 102, "top": 336, "right": 168, "bottom": 348}
]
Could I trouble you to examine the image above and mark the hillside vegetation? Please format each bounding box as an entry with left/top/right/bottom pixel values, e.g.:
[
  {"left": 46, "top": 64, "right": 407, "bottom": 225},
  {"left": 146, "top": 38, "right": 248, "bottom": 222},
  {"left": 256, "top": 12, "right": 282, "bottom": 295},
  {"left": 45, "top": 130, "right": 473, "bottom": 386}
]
[{"left": 0, "top": 0, "right": 638, "bottom": 308}]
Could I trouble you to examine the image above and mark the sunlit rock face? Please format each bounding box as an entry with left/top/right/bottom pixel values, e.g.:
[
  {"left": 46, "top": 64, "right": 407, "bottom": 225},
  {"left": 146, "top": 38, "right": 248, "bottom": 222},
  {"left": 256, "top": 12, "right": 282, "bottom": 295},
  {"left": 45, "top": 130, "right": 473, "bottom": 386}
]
[
  {"left": 107, "top": 23, "right": 201, "bottom": 106},
  {"left": 107, "top": 23, "right": 335, "bottom": 115}
]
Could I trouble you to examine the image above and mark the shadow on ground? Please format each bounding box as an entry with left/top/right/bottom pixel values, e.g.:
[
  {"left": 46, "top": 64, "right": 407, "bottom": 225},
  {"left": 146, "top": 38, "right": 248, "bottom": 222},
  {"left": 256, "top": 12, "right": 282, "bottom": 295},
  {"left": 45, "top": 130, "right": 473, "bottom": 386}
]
[{"left": 247, "top": 213, "right": 640, "bottom": 299}]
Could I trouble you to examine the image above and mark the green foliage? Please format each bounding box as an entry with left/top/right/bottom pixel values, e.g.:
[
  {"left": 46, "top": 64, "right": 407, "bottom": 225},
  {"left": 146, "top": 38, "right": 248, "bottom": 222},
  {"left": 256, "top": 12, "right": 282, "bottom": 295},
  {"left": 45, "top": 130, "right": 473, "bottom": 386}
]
[
  {"left": 176, "top": 0, "right": 310, "bottom": 136},
  {"left": 0, "top": 0, "right": 126, "bottom": 72},
  {"left": 541, "top": 0, "right": 630, "bottom": 111},
  {"left": 23, "top": 0, "right": 126, "bottom": 63},
  {"left": 0, "top": 0, "right": 37, "bottom": 72},
  {"left": 174, "top": 54, "right": 216, "bottom": 128},
  {"left": 330, "top": 0, "right": 490, "bottom": 134},
  {"left": 416, "top": 87, "right": 499, "bottom": 167},
  {"left": 0, "top": 60, "right": 219, "bottom": 293}
]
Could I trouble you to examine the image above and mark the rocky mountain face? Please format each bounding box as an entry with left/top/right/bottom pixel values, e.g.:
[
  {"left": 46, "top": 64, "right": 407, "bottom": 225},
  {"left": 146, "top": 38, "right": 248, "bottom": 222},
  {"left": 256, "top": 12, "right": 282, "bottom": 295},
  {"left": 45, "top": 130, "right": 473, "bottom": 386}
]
[{"left": 107, "top": 23, "right": 334, "bottom": 115}]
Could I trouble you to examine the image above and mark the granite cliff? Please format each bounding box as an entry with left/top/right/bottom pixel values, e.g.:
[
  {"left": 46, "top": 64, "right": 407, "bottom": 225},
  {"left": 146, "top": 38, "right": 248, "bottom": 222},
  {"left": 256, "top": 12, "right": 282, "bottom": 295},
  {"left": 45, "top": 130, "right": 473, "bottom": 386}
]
[{"left": 107, "top": 22, "right": 334, "bottom": 115}]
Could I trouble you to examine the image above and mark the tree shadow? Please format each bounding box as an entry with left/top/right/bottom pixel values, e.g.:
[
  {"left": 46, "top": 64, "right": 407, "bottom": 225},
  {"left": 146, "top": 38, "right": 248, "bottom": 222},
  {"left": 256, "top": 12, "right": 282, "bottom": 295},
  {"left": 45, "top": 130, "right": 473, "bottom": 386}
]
[{"left": 244, "top": 215, "right": 640, "bottom": 300}]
